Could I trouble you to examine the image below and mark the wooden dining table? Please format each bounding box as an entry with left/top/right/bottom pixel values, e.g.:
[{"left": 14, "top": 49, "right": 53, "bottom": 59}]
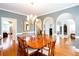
[
  {"left": 18, "top": 35, "right": 55, "bottom": 55},
  {"left": 25, "top": 35, "right": 52, "bottom": 49}
]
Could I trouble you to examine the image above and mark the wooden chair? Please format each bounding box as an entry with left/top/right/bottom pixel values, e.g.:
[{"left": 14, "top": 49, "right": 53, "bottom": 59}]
[
  {"left": 40, "top": 45, "right": 50, "bottom": 56},
  {"left": 17, "top": 36, "right": 37, "bottom": 56},
  {"left": 38, "top": 35, "right": 49, "bottom": 56},
  {"left": 51, "top": 40, "right": 56, "bottom": 56},
  {"left": 25, "top": 36, "right": 37, "bottom": 56},
  {"left": 39, "top": 40, "right": 56, "bottom": 56},
  {"left": 17, "top": 37, "right": 28, "bottom": 56}
]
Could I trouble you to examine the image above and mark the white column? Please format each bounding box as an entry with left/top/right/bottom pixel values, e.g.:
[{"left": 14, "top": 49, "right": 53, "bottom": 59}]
[{"left": 62, "top": 24, "right": 64, "bottom": 36}]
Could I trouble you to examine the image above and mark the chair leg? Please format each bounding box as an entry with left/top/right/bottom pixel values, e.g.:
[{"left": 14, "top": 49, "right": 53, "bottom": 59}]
[
  {"left": 41, "top": 49, "right": 43, "bottom": 53},
  {"left": 48, "top": 48, "right": 51, "bottom": 56},
  {"left": 26, "top": 48, "right": 29, "bottom": 56},
  {"left": 51, "top": 48, "right": 55, "bottom": 56}
]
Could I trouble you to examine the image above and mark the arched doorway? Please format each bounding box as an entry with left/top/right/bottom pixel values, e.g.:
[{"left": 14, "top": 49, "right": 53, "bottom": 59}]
[
  {"left": 56, "top": 13, "right": 76, "bottom": 36},
  {"left": 56, "top": 13, "right": 76, "bottom": 45},
  {"left": 43, "top": 17, "right": 54, "bottom": 37},
  {"left": 35, "top": 19, "right": 42, "bottom": 36}
]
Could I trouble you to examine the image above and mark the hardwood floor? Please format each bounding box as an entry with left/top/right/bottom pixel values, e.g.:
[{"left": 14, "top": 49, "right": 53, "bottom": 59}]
[
  {"left": 0, "top": 40, "right": 17, "bottom": 56},
  {"left": 0, "top": 38, "right": 79, "bottom": 56},
  {"left": 54, "top": 38, "right": 79, "bottom": 56}
]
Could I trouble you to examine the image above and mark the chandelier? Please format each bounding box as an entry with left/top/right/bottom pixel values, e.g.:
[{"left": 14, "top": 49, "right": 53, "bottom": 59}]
[
  {"left": 27, "top": 14, "right": 37, "bottom": 25},
  {"left": 26, "top": 1, "right": 38, "bottom": 24}
]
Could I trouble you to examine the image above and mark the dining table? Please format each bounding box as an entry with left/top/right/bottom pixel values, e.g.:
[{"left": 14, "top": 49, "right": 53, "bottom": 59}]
[
  {"left": 25, "top": 35, "right": 52, "bottom": 49},
  {"left": 18, "top": 34, "right": 55, "bottom": 55}
]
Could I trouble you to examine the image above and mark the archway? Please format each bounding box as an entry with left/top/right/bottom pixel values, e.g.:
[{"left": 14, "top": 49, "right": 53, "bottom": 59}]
[
  {"left": 56, "top": 13, "right": 76, "bottom": 45},
  {"left": 56, "top": 13, "right": 76, "bottom": 36},
  {"left": 35, "top": 19, "right": 42, "bottom": 36},
  {"left": 43, "top": 17, "right": 54, "bottom": 37}
]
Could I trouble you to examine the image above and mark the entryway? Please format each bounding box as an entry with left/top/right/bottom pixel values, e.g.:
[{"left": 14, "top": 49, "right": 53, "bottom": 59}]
[
  {"left": 43, "top": 17, "right": 54, "bottom": 37},
  {"left": 1, "top": 17, "right": 17, "bottom": 51},
  {"left": 56, "top": 13, "right": 76, "bottom": 46}
]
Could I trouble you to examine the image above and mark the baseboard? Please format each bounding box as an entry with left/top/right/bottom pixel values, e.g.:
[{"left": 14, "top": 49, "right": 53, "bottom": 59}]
[
  {"left": 16, "top": 33, "right": 23, "bottom": 35},
  {"left": 16, "top": 31, "right": 35, "bottom": 35}
]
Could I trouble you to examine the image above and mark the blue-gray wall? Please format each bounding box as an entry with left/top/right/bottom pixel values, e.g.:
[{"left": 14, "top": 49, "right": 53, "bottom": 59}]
[
  {"left": 1, "top": 5, "right": 79, "bottom": 36},
  {"left": 0, "top": 10, "right": 27, "bottom": 34},
  {"left": 38, "top": 5, "right": 79, "bottom": 36}
]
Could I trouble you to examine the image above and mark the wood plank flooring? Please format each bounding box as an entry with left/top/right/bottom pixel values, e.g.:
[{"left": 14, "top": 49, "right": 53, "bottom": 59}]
[{"left": 0, "top": 40, "right": 17, "bottom": 56}]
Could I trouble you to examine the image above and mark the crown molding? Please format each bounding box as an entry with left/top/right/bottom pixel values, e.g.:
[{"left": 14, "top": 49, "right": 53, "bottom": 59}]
[
  {"left": 0, "top": 8, "right": 27, "bottom": 17},
  {"left": 0, "top": 4, "right": 79, "bottom": 17}
]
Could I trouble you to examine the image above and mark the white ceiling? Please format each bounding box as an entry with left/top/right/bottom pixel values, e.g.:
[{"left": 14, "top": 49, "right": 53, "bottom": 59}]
[{"left": 0, "top": 3, "right": 78, "bottom": 16}]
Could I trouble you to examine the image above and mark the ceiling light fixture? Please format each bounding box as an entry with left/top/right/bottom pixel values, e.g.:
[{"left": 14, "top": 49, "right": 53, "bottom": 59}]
[
  {"left": 27, "top": 14, "right": 37, "bottom": 25},
  {"left": 27, "top": 1, "right": 38, "bottom": 25}
]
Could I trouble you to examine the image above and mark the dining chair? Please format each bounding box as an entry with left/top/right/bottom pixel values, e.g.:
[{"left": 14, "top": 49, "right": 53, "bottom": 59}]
[
  {"left": 38, "top": 35, "right": 50, "bottom": 56},
  {"left": 51, "top": 40, "right": 56, "bottom": 56},
  {"left": 17, "top": 37, "right": 28, "bottom": 56},
  {"left": 17, "top": 37, "right": 22, "bottom": 56},
  {"left": 40, "top": 45, "right": 50, "bottom": 56},
  {"left": 25, "top": 36, "right": 37, "bottom": 56},
  {"left": 39, "top": 40, "right": 56, "bottom": 56}
]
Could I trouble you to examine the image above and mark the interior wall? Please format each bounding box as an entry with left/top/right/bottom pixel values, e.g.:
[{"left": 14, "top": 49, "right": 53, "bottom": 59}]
[
  {"left": 38, "top": 5, "right": 79, "bottom": 36},
  {"left": 0, "top": 10, "right": 27, "bottom": 34}
]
